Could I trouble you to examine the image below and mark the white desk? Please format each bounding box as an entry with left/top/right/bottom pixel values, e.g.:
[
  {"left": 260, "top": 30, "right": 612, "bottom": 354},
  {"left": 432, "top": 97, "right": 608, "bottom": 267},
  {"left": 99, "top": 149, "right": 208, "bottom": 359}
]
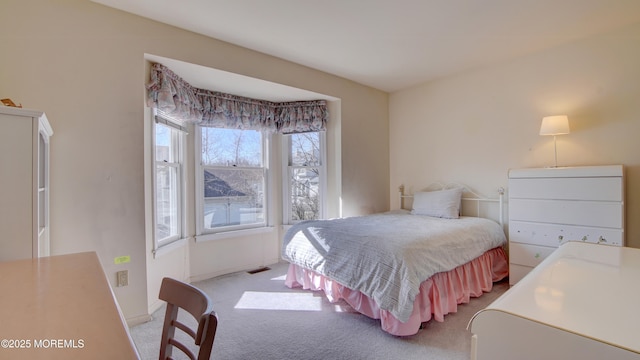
[
  {"left": 0, "top": 252, "right": 140, "bottom": 359},
  {"left": 469, "top": 241, "right": 640, "bottom": 360}
]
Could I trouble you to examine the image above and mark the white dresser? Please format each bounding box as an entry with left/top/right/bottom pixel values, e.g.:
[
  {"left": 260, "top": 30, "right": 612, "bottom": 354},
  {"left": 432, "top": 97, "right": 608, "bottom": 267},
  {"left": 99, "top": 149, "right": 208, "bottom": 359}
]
[
  {"left": 468, "top": 242, "right": 640, "bottom": 360},
  {"left": 0, "top": 106, "right": 53, "bottom": 261},
  {"left": 507, "top": 165, "right": 624, "bottom": 285}
]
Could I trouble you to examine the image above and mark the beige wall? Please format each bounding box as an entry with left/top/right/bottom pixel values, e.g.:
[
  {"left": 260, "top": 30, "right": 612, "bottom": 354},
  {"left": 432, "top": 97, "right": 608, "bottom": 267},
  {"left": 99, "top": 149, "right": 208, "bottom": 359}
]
[
  {"left": 390, "top": 22, "right": 640, "bottom": 249},
  {"left": 0, "top": 0, "right": 389, "bottom": 322}
]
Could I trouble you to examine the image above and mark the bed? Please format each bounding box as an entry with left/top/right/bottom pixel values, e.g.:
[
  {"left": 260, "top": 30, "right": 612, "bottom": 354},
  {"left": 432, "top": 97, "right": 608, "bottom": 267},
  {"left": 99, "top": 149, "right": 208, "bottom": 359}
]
[{"left": 282, "top": 185, "right": 509, "bottom": 336}]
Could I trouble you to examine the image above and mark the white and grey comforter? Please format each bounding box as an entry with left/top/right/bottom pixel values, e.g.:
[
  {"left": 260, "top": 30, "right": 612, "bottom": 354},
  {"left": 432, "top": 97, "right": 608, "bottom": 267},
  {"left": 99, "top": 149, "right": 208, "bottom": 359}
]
[{"left": 282, "top": 210, "right": 506, "bottom": 322}]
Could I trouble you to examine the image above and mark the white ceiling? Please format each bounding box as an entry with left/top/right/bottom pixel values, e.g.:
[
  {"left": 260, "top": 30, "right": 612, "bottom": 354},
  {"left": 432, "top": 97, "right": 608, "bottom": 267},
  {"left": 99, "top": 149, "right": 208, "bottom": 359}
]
[{"left": 95, "top": 0, "right": 640, "bottom": 93}]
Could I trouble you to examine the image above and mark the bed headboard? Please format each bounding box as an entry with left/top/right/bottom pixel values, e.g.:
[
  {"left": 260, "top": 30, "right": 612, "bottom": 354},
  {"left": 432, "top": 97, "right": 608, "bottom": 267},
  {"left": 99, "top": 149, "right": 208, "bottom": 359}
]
[{"left": 398, "top": 183, "right": 505, "bottom": 228}]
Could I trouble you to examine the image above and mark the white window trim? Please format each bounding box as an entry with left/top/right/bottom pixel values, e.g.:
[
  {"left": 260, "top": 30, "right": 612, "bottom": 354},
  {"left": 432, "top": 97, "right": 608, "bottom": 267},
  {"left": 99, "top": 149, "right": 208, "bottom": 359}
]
[
  {"left": 282, "top": 132, "right": 327, "bottom": 224},
  {"left": 195, "top": 126, "right": 270, "bottom": 239},
  {"left": 153, "top": 238, "right": 188, "bottom": 258},
  {"left": 152, "top": 111, "right": 187, "bottom": 252},
  {"left": 195, "top": 226, "right": 275, "bottom": 243}
]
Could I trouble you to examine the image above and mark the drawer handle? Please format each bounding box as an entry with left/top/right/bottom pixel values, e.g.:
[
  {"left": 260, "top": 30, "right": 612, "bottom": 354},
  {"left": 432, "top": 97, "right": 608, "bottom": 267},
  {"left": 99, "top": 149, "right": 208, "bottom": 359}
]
[{"left": 535, "top": 253, "right": 540, "bottom": 259}]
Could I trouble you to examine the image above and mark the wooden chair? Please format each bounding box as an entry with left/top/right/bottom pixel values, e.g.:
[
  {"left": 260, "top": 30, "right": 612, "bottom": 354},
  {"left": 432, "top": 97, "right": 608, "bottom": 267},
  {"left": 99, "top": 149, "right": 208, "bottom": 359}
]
[{"left": 158, "top": 277, "right": 218, "bottom": 360}]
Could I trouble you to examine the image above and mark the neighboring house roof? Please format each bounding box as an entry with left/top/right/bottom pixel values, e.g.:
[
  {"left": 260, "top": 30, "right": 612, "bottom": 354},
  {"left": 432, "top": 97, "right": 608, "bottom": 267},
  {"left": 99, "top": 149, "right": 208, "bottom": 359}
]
[{"left": 204, "top": 170, "right": 246, "bottom": 197}]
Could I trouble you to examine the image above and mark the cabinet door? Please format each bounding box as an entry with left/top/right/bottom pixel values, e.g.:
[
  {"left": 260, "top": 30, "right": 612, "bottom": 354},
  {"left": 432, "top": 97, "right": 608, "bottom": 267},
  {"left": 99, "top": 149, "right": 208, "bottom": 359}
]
[{"left": 0, "top": 114, "right": 34, "bottom": 261}]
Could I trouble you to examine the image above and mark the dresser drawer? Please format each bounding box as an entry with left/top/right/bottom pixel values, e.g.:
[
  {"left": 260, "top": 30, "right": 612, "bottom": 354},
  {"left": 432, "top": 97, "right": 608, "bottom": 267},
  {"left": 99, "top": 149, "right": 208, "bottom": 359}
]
[
  {"left": 509, "top": 199, "right": 623, "bottom": 229},
  {"left": 508, "top": 264, "right": 533, "bottom": 285},
  {"left": 509, "top": 242, "right": 556, "bottom": 267},
  {"left": 509, "top": 221, "right": 624, "bottom": 247},
  {"left": 509, "top": 177, "right": 623, "bottom": 201}
]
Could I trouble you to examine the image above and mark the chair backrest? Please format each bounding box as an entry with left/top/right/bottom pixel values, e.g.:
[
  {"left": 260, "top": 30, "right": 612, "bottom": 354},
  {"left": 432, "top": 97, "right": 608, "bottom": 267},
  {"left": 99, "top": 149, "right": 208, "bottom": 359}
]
[{"left": 158, "top": 277, "right": 218, "bottom": 360}]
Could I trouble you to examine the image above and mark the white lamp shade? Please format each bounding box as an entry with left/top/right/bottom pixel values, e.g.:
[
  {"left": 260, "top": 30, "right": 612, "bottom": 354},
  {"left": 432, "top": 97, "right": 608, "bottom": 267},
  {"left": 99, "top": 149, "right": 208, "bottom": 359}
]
[{"left": 540, "top": 115, "right": 570, "bottom": 135}]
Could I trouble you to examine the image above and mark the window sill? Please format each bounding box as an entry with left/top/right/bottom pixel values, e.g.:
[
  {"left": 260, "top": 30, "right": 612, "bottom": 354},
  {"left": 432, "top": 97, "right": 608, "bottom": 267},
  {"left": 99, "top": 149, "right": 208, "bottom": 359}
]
[
  {"left": 153, "top": 238, "right": 188, "bottom": 258},
  {"left": 195, "top": 226, "right": 275, "bottom": 242}
]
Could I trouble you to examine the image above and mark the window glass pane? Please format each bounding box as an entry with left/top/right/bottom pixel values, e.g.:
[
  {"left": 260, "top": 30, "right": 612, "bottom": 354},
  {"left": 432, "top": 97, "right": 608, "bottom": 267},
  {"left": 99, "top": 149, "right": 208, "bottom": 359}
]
[
  {"left": 39, "top": 134, "right": 45, "bottom": 188},
  {"left": 156, "top": 123, "right": 172, "bottom": 162},
  {"left": 290, "top": 167, "right": 320, "bottom": 221},
  {"left": 290, "top": 132, "right": 320, "bottom": 166},
  {"left": 201, "top": 128, "right": 262, "bottom": 167},
  {"left": 38, "top": 189, "right": 45, "bottom": 231},
  {"left": 203, "top": 168, "right": 264, "bottom": 229},
  {"left": 156, "top": 164, "right": 179, "bottom": 240}
]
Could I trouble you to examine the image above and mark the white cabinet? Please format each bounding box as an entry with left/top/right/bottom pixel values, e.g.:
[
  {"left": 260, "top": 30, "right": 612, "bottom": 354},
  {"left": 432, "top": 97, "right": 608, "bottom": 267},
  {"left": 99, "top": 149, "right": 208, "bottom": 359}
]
[
  {"left": 0, "top": 106, "right": 53, "bottom": 261},
  {"left": 469, "top": 242, "right": 640, "bottom": 360},
  {"left": 507, "top": 165, "right": 624, "bottom": 285}
]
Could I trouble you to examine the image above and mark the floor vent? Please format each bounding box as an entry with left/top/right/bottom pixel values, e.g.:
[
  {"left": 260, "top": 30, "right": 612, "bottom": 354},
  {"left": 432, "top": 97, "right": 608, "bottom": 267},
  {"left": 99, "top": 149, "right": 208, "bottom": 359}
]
[{"left": 247, "top": 266, "right": 271, "bottom": 274}]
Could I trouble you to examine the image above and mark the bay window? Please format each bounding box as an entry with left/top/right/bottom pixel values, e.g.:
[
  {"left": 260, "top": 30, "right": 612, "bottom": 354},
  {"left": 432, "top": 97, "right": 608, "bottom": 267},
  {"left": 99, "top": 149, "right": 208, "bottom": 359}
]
[
  {"left": 153, "top": 114, "right": 185, "bottom": 248},
  {"left": 146, "top": 62, "right": 329, "bottom": 241},
  {"left": 283, "top": 131, "right": 326, "bottom": 223},
  {"left": 197, "top": 127, "right": 267, "bottom": 233}
]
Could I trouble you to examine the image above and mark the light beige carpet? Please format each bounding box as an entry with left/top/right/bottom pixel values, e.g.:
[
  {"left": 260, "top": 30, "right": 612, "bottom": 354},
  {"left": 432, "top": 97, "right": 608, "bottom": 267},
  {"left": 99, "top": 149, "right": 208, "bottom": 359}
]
[{"left": 131, "top": 261, "right": 508, "bottom": 360}]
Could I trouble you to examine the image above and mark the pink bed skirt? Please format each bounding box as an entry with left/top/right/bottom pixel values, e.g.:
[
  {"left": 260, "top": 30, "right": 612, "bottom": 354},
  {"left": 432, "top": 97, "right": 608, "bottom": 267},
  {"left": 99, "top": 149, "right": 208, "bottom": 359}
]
[{"left": 284, "top": 247, "right": 509, "bottom": 336}]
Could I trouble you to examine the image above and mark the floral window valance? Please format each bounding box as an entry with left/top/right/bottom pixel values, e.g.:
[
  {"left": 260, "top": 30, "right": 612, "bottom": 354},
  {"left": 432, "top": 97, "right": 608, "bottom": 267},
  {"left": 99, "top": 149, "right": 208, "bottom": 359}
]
[{"left": 146, "top": 63, "right": 328, "bottom": 134}]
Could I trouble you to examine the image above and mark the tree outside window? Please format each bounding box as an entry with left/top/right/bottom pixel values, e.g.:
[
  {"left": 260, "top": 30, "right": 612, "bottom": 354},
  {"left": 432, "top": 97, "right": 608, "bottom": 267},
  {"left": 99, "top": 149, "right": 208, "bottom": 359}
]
[
  {"left": 286, "top": 132, "right": 324, "bottom": 223},
  {"left": 200, "top": 127, "right": 266, "bottom": 230}
]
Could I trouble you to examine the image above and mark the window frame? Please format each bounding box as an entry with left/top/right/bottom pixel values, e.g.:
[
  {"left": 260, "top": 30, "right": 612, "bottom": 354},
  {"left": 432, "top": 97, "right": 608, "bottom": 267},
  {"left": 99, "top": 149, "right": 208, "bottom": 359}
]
[
  {"left": 282, "top": 131, "right": 327, "bottom": 224},
  {"left": 195, "top": 126, "right": 270, "bottom": 238},
  {"left": 152, "top": 112, "right": 186, "bottom": 251}
]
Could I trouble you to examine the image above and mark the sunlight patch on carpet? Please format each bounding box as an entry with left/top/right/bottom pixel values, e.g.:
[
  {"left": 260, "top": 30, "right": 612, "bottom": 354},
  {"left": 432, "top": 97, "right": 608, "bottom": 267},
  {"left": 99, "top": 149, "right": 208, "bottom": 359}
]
[{"left": 234, "top": 291, "right": 323, "bottom": 311}]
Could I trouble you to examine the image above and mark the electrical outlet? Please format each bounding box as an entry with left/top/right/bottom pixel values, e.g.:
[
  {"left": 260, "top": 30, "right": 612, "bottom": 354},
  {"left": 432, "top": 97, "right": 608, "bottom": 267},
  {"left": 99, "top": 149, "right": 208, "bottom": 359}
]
[{"left": 116, "top": 270, "right": 128, "bottom": 287}]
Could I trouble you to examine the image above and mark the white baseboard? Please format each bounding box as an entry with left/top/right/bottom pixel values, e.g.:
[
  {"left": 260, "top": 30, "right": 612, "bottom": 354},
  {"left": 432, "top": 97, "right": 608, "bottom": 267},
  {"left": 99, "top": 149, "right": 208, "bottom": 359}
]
[
  {"left": 126, "top": 313, "right": 153, "bottom": 327},
  {"left": 189, "top": 257, "right": 281, "bottom": 283},
  {"left": 148, "top": 298, "right": 165, "bottom": 315}
]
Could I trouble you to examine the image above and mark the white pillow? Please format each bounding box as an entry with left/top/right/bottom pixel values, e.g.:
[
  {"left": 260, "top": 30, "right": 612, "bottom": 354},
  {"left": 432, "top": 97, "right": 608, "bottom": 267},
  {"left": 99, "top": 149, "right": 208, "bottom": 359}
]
[{"left": 411, "top": 188, "right": 463, "bottom": 219}]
